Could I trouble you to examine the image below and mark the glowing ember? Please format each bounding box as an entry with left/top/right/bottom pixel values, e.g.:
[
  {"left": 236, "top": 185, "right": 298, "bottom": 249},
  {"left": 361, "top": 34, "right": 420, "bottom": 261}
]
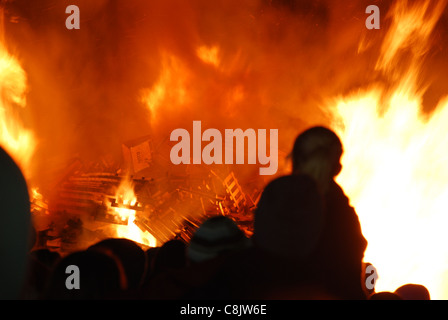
[
  {"left": 329, "top": 0, "right": 448, "bottom": 299},
  {"left": 112, "top": 178, "right": 156, "bottom": 247}
]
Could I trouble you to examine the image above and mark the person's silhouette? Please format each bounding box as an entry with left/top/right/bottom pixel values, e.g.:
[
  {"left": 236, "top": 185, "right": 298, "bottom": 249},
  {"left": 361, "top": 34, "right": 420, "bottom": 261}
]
[
  {"left": 291, "top": 126, "right": 368, "bottom": 299},
  {"left": 182, "top": 174, "right": 328, "bottom": 299},
  {"left": 88, "top": 238, "right": 147, "bottom": 291},
  {"left": 395, "top": 283, "right": 430, "bottom": 300},
  {"left": 42, "top": 250, "right": 125, "bottom": 299},
  {"left": 0, "top": 147, "right": 32, "bottom": 299}
]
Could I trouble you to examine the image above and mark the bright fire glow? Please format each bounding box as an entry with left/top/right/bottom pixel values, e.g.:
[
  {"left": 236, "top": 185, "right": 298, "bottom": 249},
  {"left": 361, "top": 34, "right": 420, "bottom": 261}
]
[
  {"left": 197, "top": 45, "right": 220, "bottom": 67},
  {"left": 0, "top": 41, "right": 35, "bottom": 178},
  {"left": 112, "top": 178, "right": 157, "bottom": 247},
  {"left": 141, "top": 52, "right": 189, "bottom": 125},
  {"left": 330, "top": 0, "right": 448, "bottom": 299}
]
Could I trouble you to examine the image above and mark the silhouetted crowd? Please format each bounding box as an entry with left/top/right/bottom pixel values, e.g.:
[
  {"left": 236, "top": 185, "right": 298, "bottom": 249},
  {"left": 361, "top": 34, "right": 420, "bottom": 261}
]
[{"left": 0, "top": 126, "right": 431, "bottom": 300}]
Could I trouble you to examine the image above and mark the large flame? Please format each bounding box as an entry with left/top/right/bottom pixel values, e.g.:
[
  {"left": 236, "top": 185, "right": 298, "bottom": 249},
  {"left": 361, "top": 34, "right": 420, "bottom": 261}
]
[
  {"left": 0, "top": 36, "right": 35, "bottom": 178},
  {"left": 141, "top": 52, "right": 190, "bottom": 127},
  {"left": 112, "top": 178, "right": 157, "bottom": 247},
  {"left": 330, "top": 0, "right": 448, "bottom": 299},
  {"left": 4, "top": 0, "right": 448, "bottom": 299}
]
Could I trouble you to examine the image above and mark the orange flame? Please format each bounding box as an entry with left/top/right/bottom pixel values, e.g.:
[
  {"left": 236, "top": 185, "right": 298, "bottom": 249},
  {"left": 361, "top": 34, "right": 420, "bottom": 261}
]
[
  {"left": 197, "top": 45, "right": 220, "bottom": 67},
  {"left": 0, "top": 41, "right": 36, "bottom": 179},
  {"left": 330, "top": 0, "right": 448, "bottom": 299},
  {"left": 112, "top": 178, "right": 157, "bottom": 247},
  {"left": 141, "top": 52, "right": 190, "bottom": 126}
]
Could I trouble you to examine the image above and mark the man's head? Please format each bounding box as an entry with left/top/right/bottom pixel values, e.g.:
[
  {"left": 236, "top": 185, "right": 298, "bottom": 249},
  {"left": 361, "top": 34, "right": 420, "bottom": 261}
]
[{"left": 291, "top": 126, "right": 343, "bottom": 192}]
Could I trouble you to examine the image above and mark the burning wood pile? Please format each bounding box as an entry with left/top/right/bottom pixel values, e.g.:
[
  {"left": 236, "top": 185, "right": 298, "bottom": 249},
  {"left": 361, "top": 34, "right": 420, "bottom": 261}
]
[{"left": 31, "top": 136, "right": 259, "bottom": 253}]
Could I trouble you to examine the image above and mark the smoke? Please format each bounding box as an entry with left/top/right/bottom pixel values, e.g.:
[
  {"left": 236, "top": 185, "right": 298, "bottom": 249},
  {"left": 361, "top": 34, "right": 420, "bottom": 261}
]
[{"left": 5, "top": 0, "right": 446, "bottom": 188}]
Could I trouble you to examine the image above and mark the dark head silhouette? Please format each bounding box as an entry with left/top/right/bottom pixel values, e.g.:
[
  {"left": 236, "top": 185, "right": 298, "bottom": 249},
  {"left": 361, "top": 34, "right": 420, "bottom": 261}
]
[
  {"left": 151, "top": 239, "right": 187, "bottom": 277},
  {"left": 395, "top": 283, "right": 431, "bottom": 300},
  {"left": 187, "top": 215, "right": 250, "bottom": 264},
  {"left": 369, "top": 291, "right": 403, "bottom": 300},
  {"left": 291, "top": 126, "right": 343, "bottom": 193},
  {"left": 42, "top": 250, "right": 125, "bottom": 299},
  {"left": 88, "top": 238, "right": 147, "bottom": 291}
]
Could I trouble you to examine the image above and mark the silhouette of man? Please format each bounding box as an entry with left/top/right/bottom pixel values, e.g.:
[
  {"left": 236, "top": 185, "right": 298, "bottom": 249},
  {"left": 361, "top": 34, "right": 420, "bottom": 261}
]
[
  {"left": 183, "top": 174, "right": 329, "bottom": 299},
  {"left": 291, "top": 126, "right": 368, "bottom": 299}
]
